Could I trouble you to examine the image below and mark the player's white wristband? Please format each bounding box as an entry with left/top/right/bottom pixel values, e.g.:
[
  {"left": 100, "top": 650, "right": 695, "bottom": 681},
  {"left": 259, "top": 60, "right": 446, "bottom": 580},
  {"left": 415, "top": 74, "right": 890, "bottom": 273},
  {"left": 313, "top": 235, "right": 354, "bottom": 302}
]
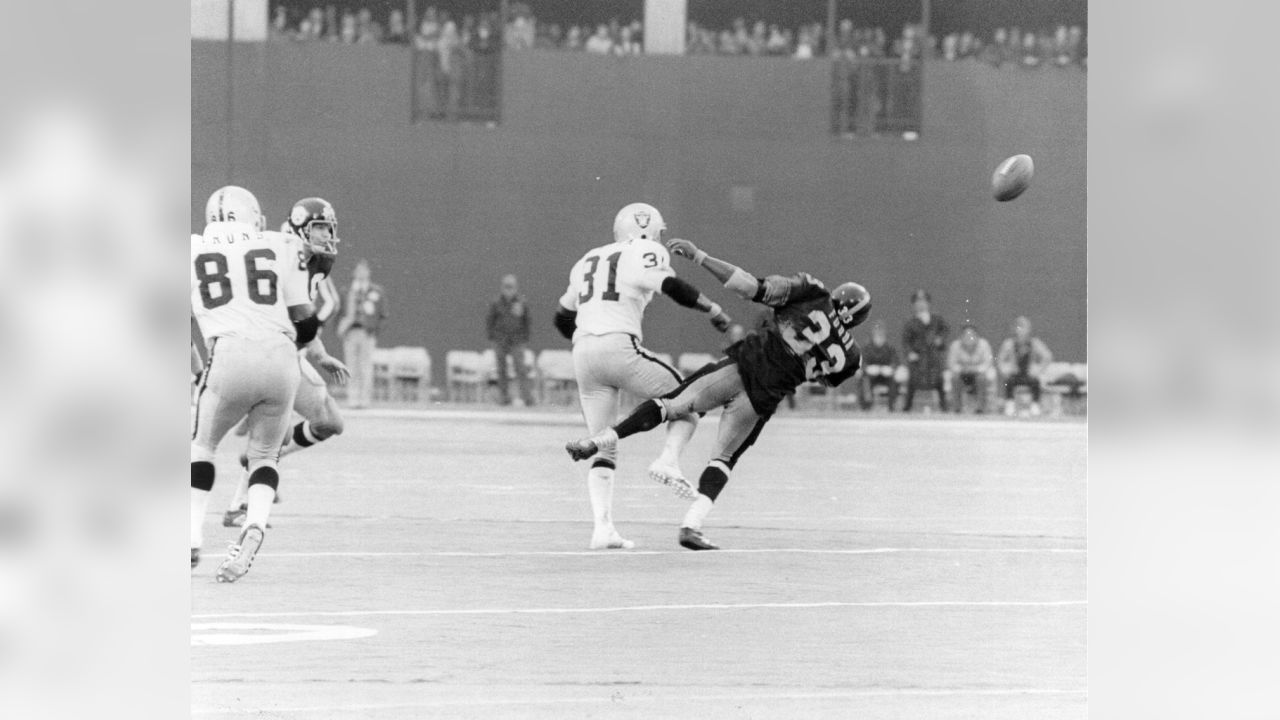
[
  {"left": 706, "top": 302, "right": 723, "bottom": 317},
  {"left": 692, "top": 249, "right": 709, "bottom": 265}
]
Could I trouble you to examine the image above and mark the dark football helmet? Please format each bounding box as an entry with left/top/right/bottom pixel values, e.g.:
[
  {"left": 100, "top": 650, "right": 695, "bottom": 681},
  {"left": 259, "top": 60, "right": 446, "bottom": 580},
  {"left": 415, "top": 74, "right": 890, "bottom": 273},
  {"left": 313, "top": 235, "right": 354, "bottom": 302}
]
[
  {"left": 287, "top": 197, "right": 339, "bottom": 258},
  {"left": 831, "top": 282, "right": 872, "bottom": 328}
]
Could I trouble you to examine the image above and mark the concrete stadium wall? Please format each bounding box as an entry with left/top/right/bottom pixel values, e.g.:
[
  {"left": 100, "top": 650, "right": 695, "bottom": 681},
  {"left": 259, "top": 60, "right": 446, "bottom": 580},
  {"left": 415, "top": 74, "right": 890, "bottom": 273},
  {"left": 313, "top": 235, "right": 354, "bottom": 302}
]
[{"left": 193, "top": 42, "right": 1086, "bottom": 383}]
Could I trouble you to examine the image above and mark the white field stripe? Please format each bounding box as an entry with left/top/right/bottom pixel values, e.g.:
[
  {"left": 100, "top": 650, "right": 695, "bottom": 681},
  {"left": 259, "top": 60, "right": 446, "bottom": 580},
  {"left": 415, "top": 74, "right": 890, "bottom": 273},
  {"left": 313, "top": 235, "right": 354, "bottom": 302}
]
[
  {"left": 348, "top": 407, "right": 1086, "bottom": 433},
  {"left": 258, "top": 547, "right": 1086, "bottom": 558},
  {"left": 193, "top": 599, "right": 1085, "bottom": 620},
  {"left": 192, "top": 687, "right": 1086, "bottom": 714}
]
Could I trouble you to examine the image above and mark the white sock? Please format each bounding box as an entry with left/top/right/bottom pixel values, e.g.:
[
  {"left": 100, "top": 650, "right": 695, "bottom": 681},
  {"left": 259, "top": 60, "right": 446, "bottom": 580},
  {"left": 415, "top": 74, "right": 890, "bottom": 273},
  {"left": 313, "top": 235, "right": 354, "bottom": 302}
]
[
  {"left": 682, "top": 494, "right": 714, "bottom": 530},
  {"left": 593, "top": 428, "right": 619, "bottom": 449},
  {"left": 245, "top": 482, "right": 276, "bottom": 529},
  {"left": 586, "top": 466, "right": 615, "bottom": 529},
  {"left": 227, "top": 471, "right": 250, "bottom": 512},
  {"left": 191, "top": 488, "right": 210, "bottom": 548},
  {"left": 659, "top": 416, "right": 696, "bottom": 467}
]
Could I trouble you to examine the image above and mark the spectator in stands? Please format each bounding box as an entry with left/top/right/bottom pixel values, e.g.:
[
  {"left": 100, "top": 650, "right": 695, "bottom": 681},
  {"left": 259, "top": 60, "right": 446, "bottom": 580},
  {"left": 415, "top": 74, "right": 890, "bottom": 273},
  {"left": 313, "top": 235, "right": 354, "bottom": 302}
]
[
  {"left": 325, "top": 6, "right": 339, "bottom": 41},
  {"left": 486, "top": 275, "right": 536, "bottom": 407},
  {"left": 858, "top": 320, "right": 903, "bottom": 411},
  {"left": 271, "top": 6, "right": 289, "bottom": 38},
  {"left": 565, "top": 25, "right": 584, "bottom": 50},
  {"left": 385, "top": 9, "right": 407, "bottom": 44},
  {"left": 997, "top": 316, "right": 1053, "bottom": 416},
  {"left": 946, "top": 324, "right": 996, "bottom": 414},
  {"left": 585, "top": 25, "right": 613, "bottom": 54},
  {"left": 434, "top": 20, "right": 463, "bottom": 120},
  {"left": 615, "top": 26, "right": 640, "bottom": 55},
  {"left": 340, "top": 11, "right": 357, "bottom": 43},
  {"left": 338, "top": 260, "right": 389, "bottom": 409},
  {"left": 356, "top": 8, "right": 382, "bottom": 44},
  {"left": 794, "top": 27, "right": 816, "bottom": 59},
  {"left": 902, "top": 289, "right": 949, "bottom": 412}
]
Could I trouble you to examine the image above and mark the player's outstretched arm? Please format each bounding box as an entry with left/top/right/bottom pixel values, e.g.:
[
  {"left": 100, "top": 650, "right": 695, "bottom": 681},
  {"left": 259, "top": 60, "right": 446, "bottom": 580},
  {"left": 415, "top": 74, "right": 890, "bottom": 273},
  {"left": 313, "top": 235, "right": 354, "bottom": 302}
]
[{"left": 658, "top": 275, "right": 731, "bottom": 332}]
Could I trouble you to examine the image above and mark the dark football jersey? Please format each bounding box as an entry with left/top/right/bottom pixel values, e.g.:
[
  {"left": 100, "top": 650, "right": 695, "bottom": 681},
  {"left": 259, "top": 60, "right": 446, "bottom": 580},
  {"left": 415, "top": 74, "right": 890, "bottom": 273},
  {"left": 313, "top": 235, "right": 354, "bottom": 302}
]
[
  {"left": 726, "top": 273, "right": 863, "bottom": 416},
  {"left": 306, "top": 252, "right": 340, "bottom": 323}
]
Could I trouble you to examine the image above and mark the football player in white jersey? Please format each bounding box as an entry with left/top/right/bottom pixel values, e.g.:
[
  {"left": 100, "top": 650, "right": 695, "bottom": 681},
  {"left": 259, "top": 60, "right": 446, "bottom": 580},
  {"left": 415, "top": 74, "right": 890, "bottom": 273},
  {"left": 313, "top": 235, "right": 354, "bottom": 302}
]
[
  {"left": 190, "top": 185, "right": 346, "bottom": 582},
  {"left": 553, "top": 202, "right": 732, "bottom": 549},
  {"left": 222, "top": 198, "right": 349, "bottom": 527}
]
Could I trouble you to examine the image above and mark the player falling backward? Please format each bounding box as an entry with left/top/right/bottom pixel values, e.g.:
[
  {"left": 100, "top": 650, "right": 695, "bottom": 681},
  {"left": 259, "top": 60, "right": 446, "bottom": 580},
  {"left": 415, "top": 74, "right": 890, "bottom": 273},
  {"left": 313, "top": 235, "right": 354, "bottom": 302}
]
[
  {"left": 191, "top": 186, "right": 349, "bottom": 582},
  {"left": 566, "top": 237, "right": 871, "bottom": 550},
  {"left": 222, "top": 198, "right": 348, "bottom": 528},
  {"left": 553, "top": 203, "right": 732, "bottom": 550}
]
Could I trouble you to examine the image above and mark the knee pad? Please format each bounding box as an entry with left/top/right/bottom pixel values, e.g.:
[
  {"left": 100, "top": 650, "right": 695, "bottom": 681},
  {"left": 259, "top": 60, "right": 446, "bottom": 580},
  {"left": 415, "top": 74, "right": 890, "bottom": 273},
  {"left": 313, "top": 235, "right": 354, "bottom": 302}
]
[{"left": 191, "top": 461, "right": 215, "bottom": 491}]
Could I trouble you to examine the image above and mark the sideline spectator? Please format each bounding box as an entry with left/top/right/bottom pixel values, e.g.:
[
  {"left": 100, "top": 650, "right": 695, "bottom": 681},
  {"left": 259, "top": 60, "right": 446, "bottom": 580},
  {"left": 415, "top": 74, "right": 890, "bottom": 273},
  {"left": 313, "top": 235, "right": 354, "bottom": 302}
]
[
  {"left": 946, "top": 324, "right": 995, "bottom": 414},
  {"left": 486, "top": 274, "right": 536, "bottom": 407},
  {"left": 997, "top": 316, "right": 1053, "bottom": 416},
  {"left": 902, "top": 289, "right": 949, "bottom": 412},
  {"left": 858, "top": 320, "right": 903, "bottom": 411},
  {"left": 337, "top": 260, "right": 389, "bottom": 409},
  {"left": 584, "top": 24, "right": 613, "bottom": 54},
  {"left": 385, "top": 9, "right": 407, "bottom": 44}
]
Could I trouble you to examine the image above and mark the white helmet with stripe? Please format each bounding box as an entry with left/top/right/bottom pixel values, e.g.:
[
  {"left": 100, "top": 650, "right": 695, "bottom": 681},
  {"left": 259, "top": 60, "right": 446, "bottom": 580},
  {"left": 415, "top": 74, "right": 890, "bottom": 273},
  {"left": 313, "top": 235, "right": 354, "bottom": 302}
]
[
  {"left": 205, "top": 185, "right": 264, "bottom": 231},
  {"left": 612, "top": 202, "right": 666, "bottom": 244}
]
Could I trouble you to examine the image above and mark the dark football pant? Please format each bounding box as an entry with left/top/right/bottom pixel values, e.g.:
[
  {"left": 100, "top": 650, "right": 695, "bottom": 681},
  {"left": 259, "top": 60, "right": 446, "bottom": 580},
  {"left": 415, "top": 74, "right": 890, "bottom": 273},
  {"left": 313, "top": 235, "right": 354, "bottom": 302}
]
[
  {"left": 1003, "top": 372, "right": 1042, "bottom": 401},
  {"left": 658, "top": 359, "right": 768, "bottom": 471}
]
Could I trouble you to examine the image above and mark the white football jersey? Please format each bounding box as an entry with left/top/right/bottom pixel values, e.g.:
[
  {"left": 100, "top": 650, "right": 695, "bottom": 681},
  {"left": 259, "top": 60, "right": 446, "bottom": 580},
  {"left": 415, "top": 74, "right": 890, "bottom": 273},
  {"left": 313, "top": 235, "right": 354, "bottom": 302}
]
[
  {"left": 559, "top": 238, "right": 674, "bottom": 342},
  {"left": 191, "top": 221, "right": 311, "bottom": 342}
]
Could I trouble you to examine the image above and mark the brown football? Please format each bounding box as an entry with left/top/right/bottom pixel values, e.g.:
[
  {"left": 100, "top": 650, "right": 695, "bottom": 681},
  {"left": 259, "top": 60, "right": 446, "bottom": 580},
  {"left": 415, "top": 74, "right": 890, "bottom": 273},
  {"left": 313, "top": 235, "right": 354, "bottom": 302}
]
[{"left": 992, "top": 154, "right": 1034, "bottom": 202}]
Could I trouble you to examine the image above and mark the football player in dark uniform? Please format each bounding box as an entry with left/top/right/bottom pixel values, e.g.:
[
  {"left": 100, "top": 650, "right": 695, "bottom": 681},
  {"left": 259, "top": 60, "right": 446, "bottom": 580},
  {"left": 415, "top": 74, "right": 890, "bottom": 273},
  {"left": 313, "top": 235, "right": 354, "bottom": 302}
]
[
  {"left": 565, "top": 237, "right": 871, "bottom": 550},
  {"left": 224, "top": 197, "right": 349, "bottom": 526}
]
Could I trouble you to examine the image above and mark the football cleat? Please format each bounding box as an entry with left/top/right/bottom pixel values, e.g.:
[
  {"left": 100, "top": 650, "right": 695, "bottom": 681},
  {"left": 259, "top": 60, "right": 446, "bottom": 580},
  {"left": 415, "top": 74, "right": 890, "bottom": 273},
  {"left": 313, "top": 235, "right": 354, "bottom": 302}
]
[
  {"left": 648, "top": 459, "right": 695, "bottom": 500},
  {"left": 222, "top": 505, "right": 246, "bottom": 527},
  {"left": 565, "top": 438, "right": 600, "bottom": 462},
  {"left": 191, "top": 548, "right": 200, "bottom": 569},
  {"left": 589, "top": 526, "right": 636, "bottom": 550},
  {"left": 215, "top": 524, "right": 266, "bottom": 583},
  {"left": 678, "top": 526, "right": 719, "bottom": 551}
]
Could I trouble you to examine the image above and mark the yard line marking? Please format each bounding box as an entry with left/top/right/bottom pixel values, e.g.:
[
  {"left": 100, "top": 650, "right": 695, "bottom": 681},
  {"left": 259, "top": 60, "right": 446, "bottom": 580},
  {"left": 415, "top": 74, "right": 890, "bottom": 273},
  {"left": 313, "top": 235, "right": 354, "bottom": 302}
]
[
  {"left": 192, "top": 687, "right": 1087, "bottom": 714},
  {"left": 259, "top": 547, "right": 1086, "bottom": 558},
  {"left": 193, "top": 599, "right": 1085, "bottom": 620}
]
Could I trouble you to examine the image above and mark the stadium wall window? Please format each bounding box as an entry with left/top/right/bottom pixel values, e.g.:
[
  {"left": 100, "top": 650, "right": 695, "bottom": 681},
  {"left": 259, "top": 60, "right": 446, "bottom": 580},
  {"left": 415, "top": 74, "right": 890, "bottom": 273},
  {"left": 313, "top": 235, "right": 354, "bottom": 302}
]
[{"left": 830, "top": 58, "right": 922, "bottom": 140}]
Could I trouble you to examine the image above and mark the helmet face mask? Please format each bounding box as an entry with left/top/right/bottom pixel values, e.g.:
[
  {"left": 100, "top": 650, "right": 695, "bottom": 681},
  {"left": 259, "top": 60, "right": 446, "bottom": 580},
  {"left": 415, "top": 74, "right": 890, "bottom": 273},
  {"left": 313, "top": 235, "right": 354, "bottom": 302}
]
[
  {"left": 612, "top": 202, "right": 666, "bottom": 244},
  {"left": 288, "top": 198, "right": 339, "bottom": 258}
]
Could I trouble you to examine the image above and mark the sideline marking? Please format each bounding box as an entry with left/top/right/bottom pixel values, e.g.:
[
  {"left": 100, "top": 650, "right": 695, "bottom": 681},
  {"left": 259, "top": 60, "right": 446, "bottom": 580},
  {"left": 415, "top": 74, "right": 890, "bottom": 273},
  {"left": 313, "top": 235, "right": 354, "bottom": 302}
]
[
  {"left": 191, "top": 622, "right": 376, "bottom": 646},
  {"left": 259, "top": 547, "right": 1087, "bottom": 558},
  {"left": 192, "top": 687, "right": 1087, "bottom": 714},
  {"left": 193, "top": 599, "right": 1085, "bottom": 620}
]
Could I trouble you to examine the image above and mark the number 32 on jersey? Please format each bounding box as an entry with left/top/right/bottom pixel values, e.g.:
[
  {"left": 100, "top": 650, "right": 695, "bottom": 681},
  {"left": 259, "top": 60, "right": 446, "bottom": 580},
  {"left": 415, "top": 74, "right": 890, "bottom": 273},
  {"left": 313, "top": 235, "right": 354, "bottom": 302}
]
[{"left": 799, "top": 310, "right": 848, "bottom": 380}]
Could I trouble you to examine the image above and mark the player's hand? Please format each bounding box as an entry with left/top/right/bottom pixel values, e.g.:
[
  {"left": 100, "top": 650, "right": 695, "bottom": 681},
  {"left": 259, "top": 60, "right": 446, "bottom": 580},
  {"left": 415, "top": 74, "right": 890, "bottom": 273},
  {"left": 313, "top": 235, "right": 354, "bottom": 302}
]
[
  {"left": 318, "top": 356, "right": 351, "bottom": 386},
  {"left": 709, "top": 309, "right": 732, "bottom": 333},
  {"left": 666, "top": 238, "right": 700, "bottom": 260}
]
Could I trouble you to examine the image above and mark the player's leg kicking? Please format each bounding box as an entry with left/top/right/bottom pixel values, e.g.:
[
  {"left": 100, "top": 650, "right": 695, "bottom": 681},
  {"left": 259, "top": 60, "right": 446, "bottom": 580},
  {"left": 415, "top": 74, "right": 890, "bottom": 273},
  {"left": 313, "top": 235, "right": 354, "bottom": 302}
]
[
  {"left": 224, "top": 358, "right": 343, "bottom": 526},
  {"left": 566, "top": 358, "right": 754, "bottom": 549}
]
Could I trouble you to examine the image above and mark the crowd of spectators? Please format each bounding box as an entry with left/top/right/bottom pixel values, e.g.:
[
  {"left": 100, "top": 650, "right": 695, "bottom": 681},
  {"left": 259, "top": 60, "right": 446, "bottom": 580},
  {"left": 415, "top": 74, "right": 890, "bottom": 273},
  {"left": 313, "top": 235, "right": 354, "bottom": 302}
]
[
  {"left": 267, "top": 4, "right": 1085, "bottom": 69},
  {"left": 850, "top": 288, "right": 1073, "bottom": 417}
]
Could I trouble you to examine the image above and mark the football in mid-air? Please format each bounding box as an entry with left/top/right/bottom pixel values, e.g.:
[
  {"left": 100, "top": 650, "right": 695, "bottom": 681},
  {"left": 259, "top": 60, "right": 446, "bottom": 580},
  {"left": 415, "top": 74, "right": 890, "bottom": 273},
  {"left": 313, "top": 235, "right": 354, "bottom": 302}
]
[{"left": 992, "top": 154, "right": 1034, "bottom": 202}]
